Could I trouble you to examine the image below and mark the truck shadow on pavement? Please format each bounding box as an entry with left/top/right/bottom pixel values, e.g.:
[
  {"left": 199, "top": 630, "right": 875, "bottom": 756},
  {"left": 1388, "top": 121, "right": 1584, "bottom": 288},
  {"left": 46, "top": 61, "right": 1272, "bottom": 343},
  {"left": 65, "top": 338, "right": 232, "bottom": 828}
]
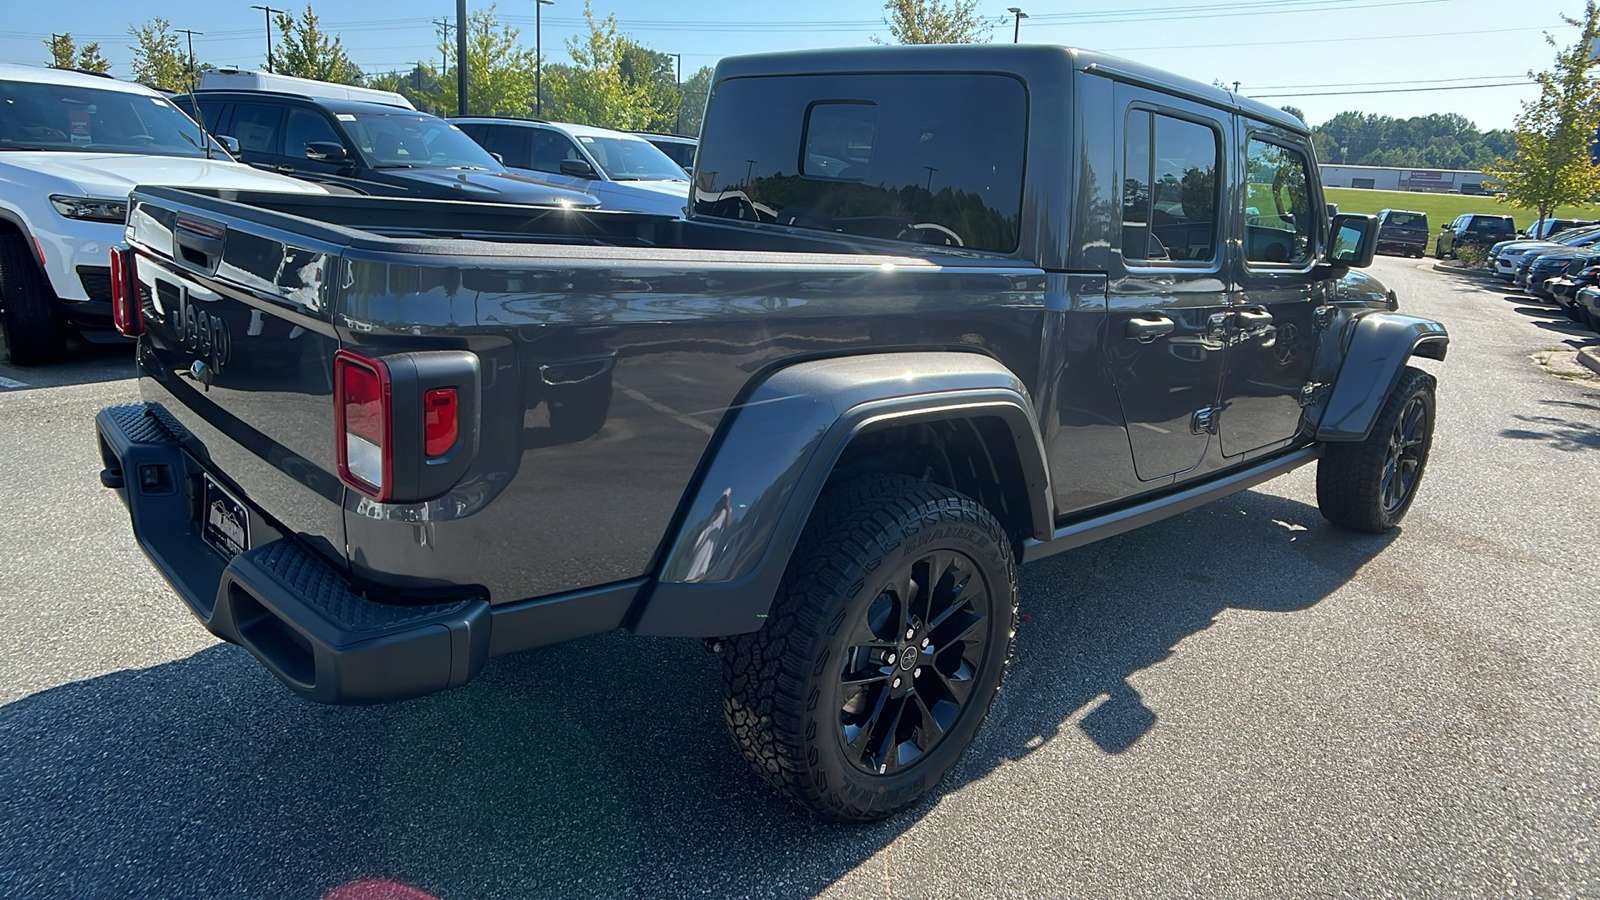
[{"left": 0, "top": 490, "right": 1394, "bottom": 899}]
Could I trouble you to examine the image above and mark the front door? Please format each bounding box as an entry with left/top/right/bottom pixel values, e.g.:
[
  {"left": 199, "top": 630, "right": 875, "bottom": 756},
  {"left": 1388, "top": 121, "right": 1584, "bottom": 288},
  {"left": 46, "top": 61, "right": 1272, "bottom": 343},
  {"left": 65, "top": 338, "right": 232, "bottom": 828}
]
[
  {"left": 1220, "top": 129, "right": 1324, "bottom": 456},
  {"left": 1105, "top": 85, "right": 1232, "bottom": 482}
]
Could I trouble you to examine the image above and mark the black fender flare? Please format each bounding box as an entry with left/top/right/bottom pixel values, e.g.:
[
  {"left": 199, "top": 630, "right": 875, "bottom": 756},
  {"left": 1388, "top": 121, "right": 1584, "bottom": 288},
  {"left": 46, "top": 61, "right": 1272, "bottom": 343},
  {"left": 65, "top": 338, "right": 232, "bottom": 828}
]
[
  {"left": 631, "top": 351, "right": 1053, "bottom": 638},
  {"left": 0, "top": 207, "right": 47, "bottom": 271},
  {"left": 1316, "top": 312, "right": 1448, "bottom": 442}
]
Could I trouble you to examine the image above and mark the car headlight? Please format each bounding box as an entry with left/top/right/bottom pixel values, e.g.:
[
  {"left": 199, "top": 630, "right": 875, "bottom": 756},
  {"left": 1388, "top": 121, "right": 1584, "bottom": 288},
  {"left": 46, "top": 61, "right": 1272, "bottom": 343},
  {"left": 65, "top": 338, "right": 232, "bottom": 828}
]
[{"left": 49, "top": 195, "right": 129, "bottom": 223}]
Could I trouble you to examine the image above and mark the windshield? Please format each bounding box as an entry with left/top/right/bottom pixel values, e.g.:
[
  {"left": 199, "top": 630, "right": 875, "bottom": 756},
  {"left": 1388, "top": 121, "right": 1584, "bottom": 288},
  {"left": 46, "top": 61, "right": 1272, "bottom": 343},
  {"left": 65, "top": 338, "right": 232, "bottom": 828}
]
[
  {"left": 0, "top": 79, "right": 214, "bottom": 157},
  {"left": 574, "top": 134, "right": 687, "bottom": 181},
  {"left": 345, "top": 113, "right": 500, "bottom": 169}
]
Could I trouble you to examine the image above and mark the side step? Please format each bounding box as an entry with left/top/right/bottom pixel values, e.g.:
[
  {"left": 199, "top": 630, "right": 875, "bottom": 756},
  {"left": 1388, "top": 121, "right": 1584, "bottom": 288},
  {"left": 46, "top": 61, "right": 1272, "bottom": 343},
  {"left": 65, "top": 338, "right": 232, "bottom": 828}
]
[{"left": 1021, "top": 446, "right": 1321, "bottom": 563}]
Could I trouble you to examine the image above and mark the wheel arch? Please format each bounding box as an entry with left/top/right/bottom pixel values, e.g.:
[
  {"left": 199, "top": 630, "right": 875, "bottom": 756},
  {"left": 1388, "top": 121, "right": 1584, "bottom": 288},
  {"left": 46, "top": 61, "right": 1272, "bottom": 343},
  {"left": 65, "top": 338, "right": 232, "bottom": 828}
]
[
  {"left": 1315, "top": 312, "right": 1448, "bottom": 442},
  {"left": 630, "top": 351, "right": 1052, "bottom": 638}
]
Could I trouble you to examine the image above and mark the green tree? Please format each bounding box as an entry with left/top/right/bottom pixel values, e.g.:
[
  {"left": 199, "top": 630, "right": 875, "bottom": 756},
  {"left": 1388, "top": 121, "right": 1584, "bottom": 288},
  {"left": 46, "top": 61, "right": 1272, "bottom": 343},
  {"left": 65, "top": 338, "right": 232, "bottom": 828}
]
[
  {"left": 424, "top": 5, "right": 537, "bottom": 116},
  {"left": 875, "top": 0, "right": 992, "bottom": 44},
  {"left": 676, "top": 65, "right": 713, "bottom": 136},
  {"left": 272, "top": 5, "right": 363, "bottom": 85},
  {"left": 45, "top": 33, "right": 75, "bottom": 69},
  {"left": 1485, "top": 2, "right": 1600, "bottom": 228},
  {"left": 368, "top": 64, "right": 446, "bottom": 115},
  {"left": 543, "top": 1, "right": 673, "bottom": 130},
  {"left": 76, "top": 42, "right": 110, "bottom": 74},
  {"left": 129, "top": 17, "right": 203, "bottom": 92}
]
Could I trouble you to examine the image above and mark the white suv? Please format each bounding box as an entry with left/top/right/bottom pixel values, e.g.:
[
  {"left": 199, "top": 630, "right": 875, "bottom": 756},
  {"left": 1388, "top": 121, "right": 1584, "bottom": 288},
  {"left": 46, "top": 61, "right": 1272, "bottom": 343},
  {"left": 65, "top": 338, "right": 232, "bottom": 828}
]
[
  {"left": 0, "top": 64, "right": 326, "bottom": 365},
  {"left": 451, "top": 118, "right": 690, "bottom": 217}
]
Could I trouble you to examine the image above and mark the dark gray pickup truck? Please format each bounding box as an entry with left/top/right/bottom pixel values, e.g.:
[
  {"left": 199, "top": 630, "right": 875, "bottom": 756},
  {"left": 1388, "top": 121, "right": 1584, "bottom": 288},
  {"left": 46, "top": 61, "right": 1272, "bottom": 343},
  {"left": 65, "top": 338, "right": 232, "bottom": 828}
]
[{"left": 96, "top": 45, "right": 1447, "bottom": 820}]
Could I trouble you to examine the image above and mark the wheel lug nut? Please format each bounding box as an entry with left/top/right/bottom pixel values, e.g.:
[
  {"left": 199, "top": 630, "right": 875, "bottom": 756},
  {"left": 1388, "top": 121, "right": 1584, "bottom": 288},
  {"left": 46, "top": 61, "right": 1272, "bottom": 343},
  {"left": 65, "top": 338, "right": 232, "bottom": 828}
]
[
  {"left": 886, "top": 653, "right": 896, "bottom": 665},
  {"left": 892, "top": 676, "right": 902, "bottom": 688},
  {"left": 921, "top": 638, "right": 930, "bottom": 649},
  {"left": 914, "top": 667, "right": 922, "bottom": 677}
]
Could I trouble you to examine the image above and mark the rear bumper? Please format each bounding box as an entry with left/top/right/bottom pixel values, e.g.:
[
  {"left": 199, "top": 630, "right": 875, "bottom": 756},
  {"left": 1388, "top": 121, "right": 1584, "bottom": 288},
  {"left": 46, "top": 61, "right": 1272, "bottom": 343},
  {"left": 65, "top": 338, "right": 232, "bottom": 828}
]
[{"left": 96, "top": 402, "right": 634, "bottom": 704}]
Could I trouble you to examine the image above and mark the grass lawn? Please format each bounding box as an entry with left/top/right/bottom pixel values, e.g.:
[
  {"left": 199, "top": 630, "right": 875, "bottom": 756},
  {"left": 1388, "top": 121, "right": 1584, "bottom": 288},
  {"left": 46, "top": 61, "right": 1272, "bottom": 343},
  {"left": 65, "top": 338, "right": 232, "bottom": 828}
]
[{"left": 1323, "top": 187, "right": 1598, "bottom": 232}]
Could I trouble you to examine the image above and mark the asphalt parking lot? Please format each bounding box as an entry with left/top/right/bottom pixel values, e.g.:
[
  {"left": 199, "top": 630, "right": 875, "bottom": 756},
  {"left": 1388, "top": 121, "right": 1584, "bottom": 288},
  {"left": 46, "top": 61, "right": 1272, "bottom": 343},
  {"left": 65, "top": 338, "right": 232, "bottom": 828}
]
[{"left": 1, "top": 255, "right": 1597, "bottom": 899}]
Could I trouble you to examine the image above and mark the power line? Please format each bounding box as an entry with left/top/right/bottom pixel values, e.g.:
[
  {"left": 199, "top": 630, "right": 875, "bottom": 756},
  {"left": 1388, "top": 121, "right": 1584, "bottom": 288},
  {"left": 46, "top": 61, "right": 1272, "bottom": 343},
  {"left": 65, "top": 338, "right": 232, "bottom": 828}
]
[
  {"left": 1253, "top": 81, "right": 1534, "bottom": 98},
  {"left": 1250, "top": 74, "right": 1529, "bottom": 90}
]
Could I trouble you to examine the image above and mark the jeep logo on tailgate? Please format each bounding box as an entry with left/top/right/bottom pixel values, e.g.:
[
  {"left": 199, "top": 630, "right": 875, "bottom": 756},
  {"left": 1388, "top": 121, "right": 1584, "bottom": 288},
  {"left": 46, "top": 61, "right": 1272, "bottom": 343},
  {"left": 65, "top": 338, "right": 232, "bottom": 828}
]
[{"left": 169, "top": 284, "right": 231, "bottom": 378}]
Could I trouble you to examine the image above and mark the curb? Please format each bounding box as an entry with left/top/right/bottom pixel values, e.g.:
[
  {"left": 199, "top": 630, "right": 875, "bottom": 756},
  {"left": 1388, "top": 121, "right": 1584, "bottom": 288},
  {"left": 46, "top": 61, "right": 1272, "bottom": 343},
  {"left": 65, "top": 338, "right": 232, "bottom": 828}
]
[
  {"left": 1580, "top": 346, "right": 1600, "bottom": 378},
  {"left": 1429, "top": 262, "right": 1495, "bottom": 277}
]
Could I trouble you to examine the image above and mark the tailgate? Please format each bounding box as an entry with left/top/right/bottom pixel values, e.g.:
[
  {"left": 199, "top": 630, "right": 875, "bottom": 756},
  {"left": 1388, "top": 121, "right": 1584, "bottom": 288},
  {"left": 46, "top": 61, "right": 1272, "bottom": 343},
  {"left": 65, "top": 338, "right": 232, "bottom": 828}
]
[{"left": 126, "top": 189, "right": 350, "bottom": 562}]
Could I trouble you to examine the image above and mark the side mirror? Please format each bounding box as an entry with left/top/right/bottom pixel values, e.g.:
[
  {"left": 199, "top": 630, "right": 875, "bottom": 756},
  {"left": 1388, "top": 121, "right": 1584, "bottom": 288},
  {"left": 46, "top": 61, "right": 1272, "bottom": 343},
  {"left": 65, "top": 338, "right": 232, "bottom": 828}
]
[
  {"left": 1442, "top": 224, "right": 1455, "bottom": 231},
  {"left": 559, "top": 158, "right": 599, "bottom": 179},
  {"left": 490, "top": 151, "right": 505, "bottom": 165},
  {"left": 213, "top": 134, "right": 240, "bottom": 155},
  {"left": 1328, "top": 213, "right": 1378, "bottom": 268},
  {"left": 305, "top": 141, "right": 350, "bottom": 163}
]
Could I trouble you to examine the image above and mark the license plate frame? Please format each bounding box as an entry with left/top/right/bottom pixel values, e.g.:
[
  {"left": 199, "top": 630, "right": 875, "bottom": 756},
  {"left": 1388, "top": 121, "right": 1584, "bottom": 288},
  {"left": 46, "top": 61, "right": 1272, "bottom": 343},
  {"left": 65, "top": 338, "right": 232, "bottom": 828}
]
[{"left": 201, "top": 474, "right": 250, "bottom": 560}]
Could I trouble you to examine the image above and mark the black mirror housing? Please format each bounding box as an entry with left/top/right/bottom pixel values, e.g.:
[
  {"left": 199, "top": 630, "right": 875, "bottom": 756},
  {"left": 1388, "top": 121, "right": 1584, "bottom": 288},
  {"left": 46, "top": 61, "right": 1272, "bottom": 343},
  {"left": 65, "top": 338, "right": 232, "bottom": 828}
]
[
  {"left": 305, "top": 141, "right": 350, "bottom": 163},
  {"left": 1328, "top": 213, "right": 1378, "bottom": 268},
  {"left": 559, "top": 158, "right": 599, "bottom": 179}
]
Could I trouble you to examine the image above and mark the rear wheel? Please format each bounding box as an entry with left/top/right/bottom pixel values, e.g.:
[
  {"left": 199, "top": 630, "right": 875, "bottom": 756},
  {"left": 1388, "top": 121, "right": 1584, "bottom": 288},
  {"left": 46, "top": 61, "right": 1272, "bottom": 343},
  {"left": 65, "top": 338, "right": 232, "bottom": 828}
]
[
  {"left": 0, "top": 233, "right": 68, "bottom": 366},
  {"left": 721, "top": 474, "right": 1018, "bottom": 820},
  {"left": 1317, "top": 366, "right": 1436, "bottom": 534}
]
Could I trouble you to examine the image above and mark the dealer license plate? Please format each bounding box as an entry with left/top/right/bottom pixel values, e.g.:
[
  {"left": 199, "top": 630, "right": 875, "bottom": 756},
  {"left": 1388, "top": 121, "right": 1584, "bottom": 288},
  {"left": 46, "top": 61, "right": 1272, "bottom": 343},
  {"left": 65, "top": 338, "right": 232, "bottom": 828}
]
[{"left": 202, "top": 474, "right": 250, "bottom": 560}]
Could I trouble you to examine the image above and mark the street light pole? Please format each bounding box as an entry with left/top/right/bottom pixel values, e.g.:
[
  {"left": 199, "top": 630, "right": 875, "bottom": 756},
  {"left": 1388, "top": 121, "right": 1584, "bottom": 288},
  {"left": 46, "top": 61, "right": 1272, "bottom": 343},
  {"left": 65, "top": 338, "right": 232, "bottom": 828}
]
[
  {"left": 535, "top": 0, "right": 554, "bottom": 118},
  {"left": 1007, "top": 7, "right": 1028, "bottom": 43},
  {"left": 455, "top": 0, "right": 468, "bottom": 116},
  {"left": 249, "top": 5, "right": 285, "bottom": 73},
  {"left": 673, "top": 52, "right": 682, "bottom": 134}
]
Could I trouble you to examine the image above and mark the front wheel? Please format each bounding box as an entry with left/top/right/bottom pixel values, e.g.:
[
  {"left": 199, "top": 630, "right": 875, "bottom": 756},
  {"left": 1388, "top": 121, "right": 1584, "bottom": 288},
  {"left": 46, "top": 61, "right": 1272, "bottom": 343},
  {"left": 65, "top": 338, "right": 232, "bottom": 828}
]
[
  {"left": 1317, "top": 366, "right": 1436, "bottom": 533},
  {"left": 0, "top": 233, "right": 68, "bottom": 366},
  {"left": 721, "top": 474, "right": 1018, "bottom": 820}
]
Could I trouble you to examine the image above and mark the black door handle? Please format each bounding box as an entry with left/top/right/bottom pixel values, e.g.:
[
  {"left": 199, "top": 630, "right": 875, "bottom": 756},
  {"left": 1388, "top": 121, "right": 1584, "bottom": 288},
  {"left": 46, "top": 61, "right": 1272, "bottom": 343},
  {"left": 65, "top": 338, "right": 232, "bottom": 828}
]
[
  {"left": 1236, "top": 308, "right": 1274, "bottom": 329},
  {"left": 1126, "top": 315, "right": 1176, "bottom": 340}
]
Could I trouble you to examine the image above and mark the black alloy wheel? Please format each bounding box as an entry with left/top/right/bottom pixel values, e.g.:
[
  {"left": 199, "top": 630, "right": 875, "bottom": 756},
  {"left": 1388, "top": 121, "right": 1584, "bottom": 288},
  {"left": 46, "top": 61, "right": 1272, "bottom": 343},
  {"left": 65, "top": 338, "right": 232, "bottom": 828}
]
[
  {"left": 1380, "top": 394, "right": 1428, "bottom": 516},
  {"left": 1317, "top": 365, "right": 1436, "bottom": 534},
  {"left": 721, "top": 474, "right": 1017, "bottom": 820},
  {"left": 837, "top": 549, "right": 991, "bottom": 776}
]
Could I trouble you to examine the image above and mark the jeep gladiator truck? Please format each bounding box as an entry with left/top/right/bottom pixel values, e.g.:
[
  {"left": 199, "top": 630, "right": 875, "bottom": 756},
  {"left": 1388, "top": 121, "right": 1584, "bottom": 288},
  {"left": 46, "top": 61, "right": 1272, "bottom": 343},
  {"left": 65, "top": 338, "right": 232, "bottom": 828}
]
[{"left": 96, "top": 46, "right": 1447, "bottom": 821}]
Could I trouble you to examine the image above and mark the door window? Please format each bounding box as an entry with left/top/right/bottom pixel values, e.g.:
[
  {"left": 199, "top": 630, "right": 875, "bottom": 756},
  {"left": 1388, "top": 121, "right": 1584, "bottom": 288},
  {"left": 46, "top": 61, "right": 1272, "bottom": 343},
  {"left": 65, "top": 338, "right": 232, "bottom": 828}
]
[
  {"left": 479, "top": 125, "right": 532, "bottom": 169},
  {"left": 227, "top": 103, "right": 283, "bottom": 155},
  {"left": 528, "top": 129, "right": 585, "bottom": 174},
  {"left": 1244, "top": 139, "right": 1314, "bottom": 265},
  {"left": 282, "top": 109, "right": 343, "bottom": 160},
  {"left": 1122, "top": 110, "right": 1219, "bottom": 263}
]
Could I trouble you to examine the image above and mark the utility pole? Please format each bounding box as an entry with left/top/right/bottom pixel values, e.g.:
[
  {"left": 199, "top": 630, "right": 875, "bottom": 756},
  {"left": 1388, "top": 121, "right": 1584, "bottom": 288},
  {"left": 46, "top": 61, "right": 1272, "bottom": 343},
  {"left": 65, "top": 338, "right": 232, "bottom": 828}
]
[
  {"left": 535, "top": 0, "right": 554, "bottom": 118},
  {"left": 1007, "top": 7, "right": 1028, "bottom": 43},
  {"left": 455, "top": 0, "right": 468, "bottom": 116},
  {"left": 433, "top": 18, "right": 453, "bottom": 75},
  {"left": 673, "top": 52, "right": 682, "bottom": 134},
  {"left": 249, "top": 5, "right": 285, "bottom": 73},
  {"left": 176, "top": 28, "right": 203, "bottom": 91},
  {"left": 1232, "top": 80, "right": 1241, "bottom": 93}
]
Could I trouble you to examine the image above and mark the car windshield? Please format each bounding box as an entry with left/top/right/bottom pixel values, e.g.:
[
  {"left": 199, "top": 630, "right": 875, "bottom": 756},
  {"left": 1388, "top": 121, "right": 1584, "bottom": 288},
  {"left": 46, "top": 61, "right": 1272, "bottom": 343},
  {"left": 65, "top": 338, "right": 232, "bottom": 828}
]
[
  {"left": 574, "top": 134, "right": 687, "bottom": 181},
  {"left": 0, "top": 79, "right": 213, "bottom": 157},
  {"left": 345, "top": 113, "right": 500, "bottom": 169}
]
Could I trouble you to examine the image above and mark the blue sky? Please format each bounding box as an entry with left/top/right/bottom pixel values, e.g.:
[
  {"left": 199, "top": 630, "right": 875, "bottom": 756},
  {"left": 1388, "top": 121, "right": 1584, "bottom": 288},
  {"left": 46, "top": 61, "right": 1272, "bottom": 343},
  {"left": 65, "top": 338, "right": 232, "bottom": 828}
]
[{"left": 2, "top": 0, "right": 1584, "bottom": 129}]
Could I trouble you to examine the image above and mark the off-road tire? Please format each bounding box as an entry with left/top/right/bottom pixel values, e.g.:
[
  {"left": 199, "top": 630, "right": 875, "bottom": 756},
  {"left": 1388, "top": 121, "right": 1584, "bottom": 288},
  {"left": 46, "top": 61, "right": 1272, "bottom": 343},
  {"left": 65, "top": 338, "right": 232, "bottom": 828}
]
[
  {"left": 0, "top": 233, "right": 68, "bottom": 366},
  {"left": 721, "top": 474, "right": 1018, "bottom": 821},
  {"left": 1317, "top": 366, "right": 1436, "bottom": 534}
]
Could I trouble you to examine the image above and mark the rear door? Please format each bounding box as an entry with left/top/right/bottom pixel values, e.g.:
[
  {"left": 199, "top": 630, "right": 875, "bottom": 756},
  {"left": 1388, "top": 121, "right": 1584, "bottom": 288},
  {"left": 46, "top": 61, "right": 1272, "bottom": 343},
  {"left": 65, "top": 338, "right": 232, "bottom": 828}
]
[
  {"left": 222, "top": 101, "right": 286, "bottom": 172},
  {"left": 475, "top": 123, "right": 534, "bottom": 170},
  {"left": 1105, "top": 83, "right": 1231, "bottom": 482},
  {"left": 1219, "top": 125, "right": 1324, "bottom": 457}
]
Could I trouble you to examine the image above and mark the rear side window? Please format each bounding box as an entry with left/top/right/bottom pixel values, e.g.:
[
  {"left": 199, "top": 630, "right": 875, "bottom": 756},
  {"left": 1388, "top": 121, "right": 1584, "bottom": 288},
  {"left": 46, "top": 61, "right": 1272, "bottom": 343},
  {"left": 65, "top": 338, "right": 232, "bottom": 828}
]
[
  {"left": 228, "top": 103, "right": 283, "bottom": 155},
  {"left": 1122, "top": 110, "right": 1219, "bottom": 263},
  {"left": 479, "top": 125, "right": 532, "bottom": 169},
  {"left": 1245, "top": 138, "right": 1314, "bottom": 265},
  {"left": 693, "top": 73, "right": 1027, "bottom": 253}
]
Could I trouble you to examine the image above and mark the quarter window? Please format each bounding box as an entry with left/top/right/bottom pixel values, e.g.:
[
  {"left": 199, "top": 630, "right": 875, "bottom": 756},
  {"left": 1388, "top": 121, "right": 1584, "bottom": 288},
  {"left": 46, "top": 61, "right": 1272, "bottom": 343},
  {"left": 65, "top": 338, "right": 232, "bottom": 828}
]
[
  {"left": 1245, "top": 138, "right": 1314, "bottom": 264},
  {"left": 1122, "top": 110, "right": 1219, "bottom": 263}
]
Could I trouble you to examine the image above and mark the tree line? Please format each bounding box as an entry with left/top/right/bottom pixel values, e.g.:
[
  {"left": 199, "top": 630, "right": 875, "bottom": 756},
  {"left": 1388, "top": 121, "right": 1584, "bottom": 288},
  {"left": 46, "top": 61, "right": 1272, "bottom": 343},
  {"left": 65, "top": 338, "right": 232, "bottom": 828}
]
[{"left": 41, "top": 1, "right": 711, "bottom": 136}]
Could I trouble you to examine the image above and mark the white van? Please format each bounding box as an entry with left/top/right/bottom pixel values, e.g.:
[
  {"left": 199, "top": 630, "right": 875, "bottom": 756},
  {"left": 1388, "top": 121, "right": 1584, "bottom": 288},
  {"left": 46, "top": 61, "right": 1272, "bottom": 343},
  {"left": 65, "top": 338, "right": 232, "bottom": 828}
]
[{"left": 199, "top": 69, "right": 414, "bottom": 110}]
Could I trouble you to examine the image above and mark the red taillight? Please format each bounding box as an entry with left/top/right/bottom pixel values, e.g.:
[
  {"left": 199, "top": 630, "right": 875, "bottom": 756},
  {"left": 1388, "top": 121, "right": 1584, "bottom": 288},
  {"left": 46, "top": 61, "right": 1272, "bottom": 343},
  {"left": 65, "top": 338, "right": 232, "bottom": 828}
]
[
  {"left": 1581, "top": 266, "right": 1600, "bottom": 279},
  {"left": 109, "top": 247, "right": 142, "bottom": 337},
  {"left": 334, "top": 350, "right": 392, "bottom": 500},
  {"left": 423, "top": 388, "right": 458, "bottom": 458}
]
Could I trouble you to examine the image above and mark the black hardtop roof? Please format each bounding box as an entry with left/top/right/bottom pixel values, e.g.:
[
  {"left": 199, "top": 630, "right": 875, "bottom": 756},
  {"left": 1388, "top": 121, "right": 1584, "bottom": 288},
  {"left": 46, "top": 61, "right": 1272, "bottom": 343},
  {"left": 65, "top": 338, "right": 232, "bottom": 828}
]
[
  {"left": 711, "top": 44, "right": 1306, "bottom": 135},
  {"left": 186, "top": 90, "right": 432, "bottom": 117},
  {"left": 1381, "top": 209, "right": 1427, "bottom": 215}
]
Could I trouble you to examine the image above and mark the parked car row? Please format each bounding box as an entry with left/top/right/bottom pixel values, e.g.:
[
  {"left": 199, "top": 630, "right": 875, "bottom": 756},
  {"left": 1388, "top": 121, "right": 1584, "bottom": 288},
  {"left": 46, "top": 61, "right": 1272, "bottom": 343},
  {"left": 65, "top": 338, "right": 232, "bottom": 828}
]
[
  {"left": 1488, "top": 224, "right": 1600, "bottom": 331},
  {"left": 0, "top": 64, "right": 700, "bottom": 365}
]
